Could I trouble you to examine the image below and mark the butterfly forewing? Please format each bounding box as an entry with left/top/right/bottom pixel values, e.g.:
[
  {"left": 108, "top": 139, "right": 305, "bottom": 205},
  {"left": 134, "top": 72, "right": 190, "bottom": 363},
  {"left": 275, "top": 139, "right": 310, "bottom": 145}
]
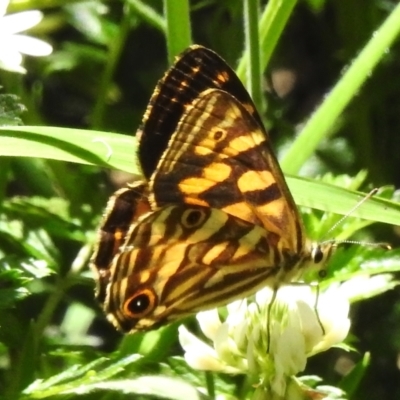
[
  {"left": 149, "top": 88, "right": 305, "bottom": 254},
  {"left": 137, "top": 45, "right": 263, "bottom": 178}
]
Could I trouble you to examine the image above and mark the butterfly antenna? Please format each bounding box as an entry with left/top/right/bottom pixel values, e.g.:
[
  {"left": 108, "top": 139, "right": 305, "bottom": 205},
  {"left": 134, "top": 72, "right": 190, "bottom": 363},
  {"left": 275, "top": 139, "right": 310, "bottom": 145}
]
[
  {"left": 320, "top": 238, "right": 391, "bottom": 250},
  {"left": 325, "top": 188, "right": 379, "bottom": 237},
  {"left": 320, "top": 188, "right": 391, "bottom": 249}
]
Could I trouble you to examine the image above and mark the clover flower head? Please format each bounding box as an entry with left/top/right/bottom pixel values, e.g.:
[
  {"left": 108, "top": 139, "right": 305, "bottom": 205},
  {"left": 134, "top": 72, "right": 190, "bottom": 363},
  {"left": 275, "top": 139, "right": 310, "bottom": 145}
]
[
  {"left": 179, "top": 285, "right": 350, "bottom": 399},
  {"left": 0, "top": 0, "right": 52, "bottom": 73}
]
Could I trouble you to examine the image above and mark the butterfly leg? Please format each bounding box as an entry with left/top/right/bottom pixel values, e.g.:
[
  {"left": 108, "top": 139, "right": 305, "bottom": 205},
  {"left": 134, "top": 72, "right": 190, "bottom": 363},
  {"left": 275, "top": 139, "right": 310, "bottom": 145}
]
[
  {"left": 311, "top": 283, "right": 326, "bottom": 336},
  {"left": 266, "top": 285, "right": 279, "bottom": 353},
  {"left": 265, "top": 283, "right": 325, "bottom": 353}
]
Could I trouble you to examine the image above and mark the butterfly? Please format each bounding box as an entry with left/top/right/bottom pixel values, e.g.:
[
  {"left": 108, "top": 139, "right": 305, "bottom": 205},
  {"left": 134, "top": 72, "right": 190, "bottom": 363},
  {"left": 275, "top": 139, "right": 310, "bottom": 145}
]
[{"left": 91, "top": 45, "right": 335, "bottom": 333}]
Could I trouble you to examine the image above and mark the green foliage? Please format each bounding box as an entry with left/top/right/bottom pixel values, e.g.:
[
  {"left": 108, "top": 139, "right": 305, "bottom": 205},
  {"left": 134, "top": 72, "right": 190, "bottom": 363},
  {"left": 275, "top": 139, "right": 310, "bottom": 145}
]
[
  {"left": 0, "top": 93, "right": 26, "bottom": 126},
  {"left": 1, "top": 1, "right": 400, "bottom": 399}
]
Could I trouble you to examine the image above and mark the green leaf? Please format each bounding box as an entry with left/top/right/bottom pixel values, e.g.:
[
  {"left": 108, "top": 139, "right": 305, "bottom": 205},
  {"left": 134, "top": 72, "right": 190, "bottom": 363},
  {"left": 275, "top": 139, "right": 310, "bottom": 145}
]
[
  {"left": 0, "top": 93, "right": 26, "bottom": 126},
  {"left": 22, "top": 355, "right": 143, "bottom": 398},
  {"left": 289, "top": 176, "right": 400, "bottom": 226},
  {"left": 282, "top": 2, "right": 400, "bottom": 173},
  {"left": 0, "top": 126, "right": 139, "bottom": 173},
  {"left": 0, "top": 266, "right": 30, "bottom": 309},
  {"left": 65, "top": 376, "right": 204, "bottom": 399},
  {"left": 323, "top": 247, "right": 400, "bottom": 288},
  {"left": 2, "top": 196, "right": 86, "bottom": 242},
  {"left": 164, "top": 0, "right": 192, "bottom": 63},
  {"left": 339, "top": 352, "right": 371, "bottom": 396}
]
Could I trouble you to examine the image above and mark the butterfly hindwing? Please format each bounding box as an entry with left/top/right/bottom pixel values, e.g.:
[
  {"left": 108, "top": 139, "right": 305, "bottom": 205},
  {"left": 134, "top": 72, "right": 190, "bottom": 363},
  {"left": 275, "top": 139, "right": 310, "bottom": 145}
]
[
  {"left": 104, "top": 204, "right": 297, "bottom": 333},
  {"left": 91, "top": 181, "right": 151, "bottom": 303}
]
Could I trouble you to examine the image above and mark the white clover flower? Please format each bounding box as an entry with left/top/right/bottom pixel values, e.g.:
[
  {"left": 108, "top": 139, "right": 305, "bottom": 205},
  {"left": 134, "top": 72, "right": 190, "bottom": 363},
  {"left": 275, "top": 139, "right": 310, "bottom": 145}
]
[
  {"left": 0, "top": 0, "right": 52, "bottom": 73},
  {"left": 179, "top": 285, "right": 350, "bottom": 400}
]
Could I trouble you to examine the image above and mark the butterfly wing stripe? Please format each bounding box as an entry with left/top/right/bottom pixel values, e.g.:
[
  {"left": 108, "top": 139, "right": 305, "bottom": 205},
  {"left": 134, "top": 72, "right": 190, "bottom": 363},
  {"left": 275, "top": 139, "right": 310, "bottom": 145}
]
[
  {"left": 183, "top": 267, "right": 278, "bottom": 307},
  {"left": 155, "top": 251, "right": 279, "bottom": 324},
  {"left": 152, "top": 260, "right": 280, "bottom": 327}
]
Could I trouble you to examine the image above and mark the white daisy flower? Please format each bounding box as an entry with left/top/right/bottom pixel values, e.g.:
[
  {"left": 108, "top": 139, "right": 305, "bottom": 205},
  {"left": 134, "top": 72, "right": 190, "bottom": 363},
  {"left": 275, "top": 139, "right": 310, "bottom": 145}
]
[
  {"left": 179, "top": 285, "right": 350, "bottom": 399},
  {"left": 0, "top": 0, "right": 52, "bottom": 73}
]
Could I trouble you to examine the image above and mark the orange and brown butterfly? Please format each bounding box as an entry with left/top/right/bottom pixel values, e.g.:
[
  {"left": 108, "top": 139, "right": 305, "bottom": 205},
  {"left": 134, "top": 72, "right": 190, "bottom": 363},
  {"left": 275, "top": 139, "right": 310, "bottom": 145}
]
[{"left": 91, "top": 45, "right": 335, "bottom": 333}]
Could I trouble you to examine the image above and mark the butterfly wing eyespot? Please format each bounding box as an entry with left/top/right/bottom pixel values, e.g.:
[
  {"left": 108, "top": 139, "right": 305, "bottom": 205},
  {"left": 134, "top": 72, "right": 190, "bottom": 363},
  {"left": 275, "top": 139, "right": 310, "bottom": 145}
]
[
  {"left": 123, "top": 288, "right": 157, "bottom": 319},
  {"left": 212, "top": 129, "right": 225, "bottom": 141},
  {"left": 181, "top": 208, "right": 207, "bottom": 228}
]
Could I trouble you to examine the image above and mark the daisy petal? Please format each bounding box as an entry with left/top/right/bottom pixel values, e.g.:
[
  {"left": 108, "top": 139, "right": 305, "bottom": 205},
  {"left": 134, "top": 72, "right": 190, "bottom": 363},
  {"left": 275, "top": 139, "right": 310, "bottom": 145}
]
[
  {"left": 0, "top": 46, "right": 25, "bottom": 73},
  {"left": 1, "top": 11, "right": 43, "bottom": 34},
  {"left": 9, "top": 35, "right": 52, "bottom": 56},
  {"left": 0, "top": 0, "right": 9, "bottom": 18}
]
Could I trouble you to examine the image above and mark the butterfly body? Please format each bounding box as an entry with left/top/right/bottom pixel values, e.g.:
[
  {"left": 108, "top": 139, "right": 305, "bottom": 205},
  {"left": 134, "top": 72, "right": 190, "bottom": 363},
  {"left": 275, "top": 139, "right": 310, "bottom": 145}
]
[{"left": 91, "top": 45, "right": 334, "bottom": 333}]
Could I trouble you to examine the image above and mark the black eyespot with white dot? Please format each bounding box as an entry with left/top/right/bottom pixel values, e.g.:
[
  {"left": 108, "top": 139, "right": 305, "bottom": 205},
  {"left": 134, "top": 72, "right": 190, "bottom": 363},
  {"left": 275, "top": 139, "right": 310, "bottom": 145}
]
[{"left": 124, "top": 289, "right": 156, "bottom": 318}]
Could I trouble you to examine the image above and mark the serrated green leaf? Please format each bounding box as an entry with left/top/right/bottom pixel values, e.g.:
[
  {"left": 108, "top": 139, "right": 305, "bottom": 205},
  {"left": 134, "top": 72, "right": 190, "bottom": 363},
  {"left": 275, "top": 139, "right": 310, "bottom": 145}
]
[
  {"left": 0, "top": 94, "right": 26, "bottom": 126},
  {"left": 63, "top": 376, "right": 205, "bottom": 400},
  {"left": 23, "top": 355, "right": 142, "bottom": 398},
  {"left": 2, "top": 197, "right": 86, "bottom": 242},
  {"left": 324, "top": 247, "right": 400, "bottom": 283}
]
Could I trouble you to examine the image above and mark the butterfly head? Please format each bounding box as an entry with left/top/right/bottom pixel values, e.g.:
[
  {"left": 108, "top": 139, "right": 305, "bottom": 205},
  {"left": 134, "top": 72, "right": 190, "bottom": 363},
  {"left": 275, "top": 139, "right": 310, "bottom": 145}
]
[{"left": 308, "top": 240, "right": 337, "bottom": 279}]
